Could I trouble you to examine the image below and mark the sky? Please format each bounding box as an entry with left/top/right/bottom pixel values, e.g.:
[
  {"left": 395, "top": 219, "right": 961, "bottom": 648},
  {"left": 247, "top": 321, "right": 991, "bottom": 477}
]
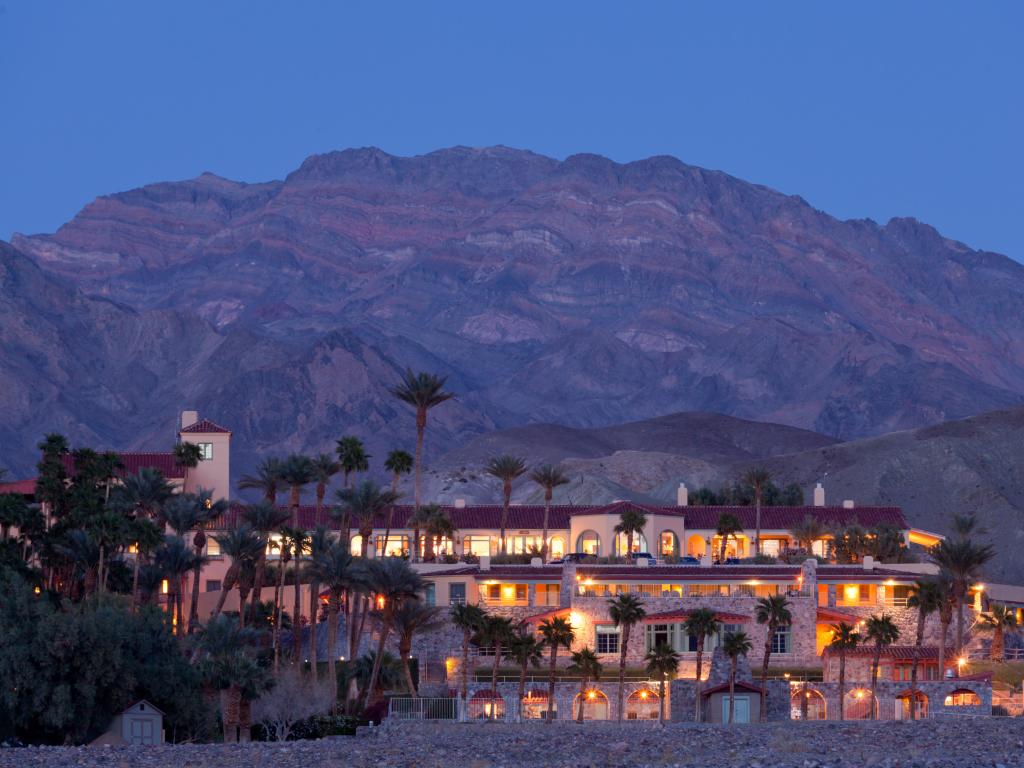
[{"left": 1, "top": 2, "right": 1022, "bottom": 260}]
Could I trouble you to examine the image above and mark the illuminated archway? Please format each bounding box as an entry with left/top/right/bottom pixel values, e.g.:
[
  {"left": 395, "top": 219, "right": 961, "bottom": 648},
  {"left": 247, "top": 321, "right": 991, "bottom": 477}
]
[
  {"left": 576, "top": 530, "right": 601, "bottom": 556},
  {"left": 625, "top": 688, "right": 660, "bottom": 720},
  {"left": 944, "top": 689, "right": 981, "bottom": 706},
  {"left": 844, "top": 688, "right": 877, "bottom": 720},
  {"left": 521, "top": 689, "right": 557, "bottom": 720},
  {"left": 687, "top": 534, "right": 707, "bottom": 557},
  {"left": 572, "top": 689, "right": 609, "bottom": 721},
  {"left": 468, "top": 690, "right": 506, "bottom": 719},
  {"left": 896, "top": 690, "right": 928, "bottom": 719},
  {"left": 659, "top": 531, "right": 679, "bottom": 558},
  {"left": 790, "top": 688, "right": 826, "bottom": 720},
  {"left": 613, "top": 531, "right": 648, "bottom": 557},
  {"left": 547, "top": 536, "right": 566, "bottom": 560}
]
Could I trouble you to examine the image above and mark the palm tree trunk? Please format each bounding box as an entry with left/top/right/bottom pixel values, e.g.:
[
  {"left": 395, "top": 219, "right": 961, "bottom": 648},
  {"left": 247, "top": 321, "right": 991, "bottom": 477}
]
[
  {"left": 413, "top": 412, "right": 425, "bottom": 563},
  {"left": 401, "top": 642, "right": 418, "bottom": 697},
  {"left": 489, "top": 639, "right": 502, "bottom": 719},
  {"left": 542, "top": 490, "right": 552, "bottom": 559},
  {"left": 838, "top": 654, "right": 846, "bottom": 721},
  {"left": 616, "top": 625, "right": 629, "bottom": 721},
  {"left": 870, "top": 644, "right": 881, "bottom": 719},
  {"left": 221, "top": 687, "right": 239, "bottom": 743},
  {"left": 382, "top": 505, "right": 393, "bottom": 558},
  {"left": 577, "top": 677, "right": 586, "bottom": 723},
  {"left": 728, "top": 657, "right": 736, "bottom": 724},
  {"left": 238, "top": 698, "right": 252, "bottom": 743},
  {"left": 546, "top": 646, "right": 558, "bottom": 723},
  {"left": 500, "top": 484, "right": 511, "bottom": 555},
  {"left": 956, "top": 593, "right": 965, "bottom": 655},
  {"left": 188, "top": 554, "right": 203, "bottom": 634},
  {"left": 97, "top": 544, "right": 105, "bottom": 594},
  {"left": 364, "top": 617, "right": 392, "bottom": 708},
  {"left": 760, "top": 629, "right": 772, "bottom": 721},
  {"left": 462, "top": 630, "right": 471, "bottom": 704},
  {"left": 293, "top": 553, "right": 303, "bottom": 662},
  {"left": 273, "top": 556, "right": 286, "bottom": 674},
  {"left": 327, "top": 599, "right": 339, "bottom": 712},
  {"left": 309, "top": 577, "right": 319, "bottom": 681},
  {"left": 249, "top": 552, "right": 267, "bottom": 625},
  {"left": 658, "top": 676, "right": 666, "bottom": 724},
  {"left": 992, "top": 624, "right": 1005, "bottom": 662},
  {"left": 131, "top": 551, "right": 142, "bottom": 612},
  {"left": 209, "top": 565, "right": 238, "bottom": 623},
  {"left": 517, "top": 659, "right": 527, "bottom": 721},
  {"left": 910, "top": 612, "right": 925, "bottom": 720},
  {"left": 754, "top": 496, "right": 762, "bottom": 557},
  {"left": 694, "top": 641, "right": 705, "bottom": 722},
  {"left": 800, "top": 679, "right": 809, "bottom": 720},
  {"left": 939, "top": 617, "right": 949, "bottom": 680}
]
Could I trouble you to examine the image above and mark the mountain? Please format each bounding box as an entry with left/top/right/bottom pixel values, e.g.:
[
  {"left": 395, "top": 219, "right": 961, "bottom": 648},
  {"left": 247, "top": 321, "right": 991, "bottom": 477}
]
[{"left": 3, "top": 146, "right": 1024, "bottom": 480}]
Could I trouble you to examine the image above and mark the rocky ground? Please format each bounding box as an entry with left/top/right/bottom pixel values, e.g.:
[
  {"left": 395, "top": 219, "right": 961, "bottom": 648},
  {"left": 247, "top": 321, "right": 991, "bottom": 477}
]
[{"left": 4, "top": 719, "right": 1024, "bottom": 768}]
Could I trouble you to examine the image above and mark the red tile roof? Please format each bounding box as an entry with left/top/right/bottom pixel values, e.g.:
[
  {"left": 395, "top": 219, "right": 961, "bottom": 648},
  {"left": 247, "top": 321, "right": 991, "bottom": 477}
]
[
  {"left": 180, "top": 419, "right": 231, "bottom": 434},
  {"left": 576, "top": 565, "right": 803, "bottom": 580},
  {"left": 643, "top": 609, "right": 750, "bottom": 624},
  {"left": 0, "top": 478, "right": 36, "bottom": 496},
  {"left": 816, "top": 607, "right": 861, "bottom": 624},
  {"left": 823, "top": 645, "right": 951, "bottom": 661},
  {"left": 60, "top": 452, "right": 186, "bottom": 480},
  {"left": 474, "top": 566, "right": 562, "bottom": 580},
  {"left": 701, "top": 680, "right": 764, "bottom": 696},
  {"left": 816, "top": 566, "right": 920, "bottom": 583}
]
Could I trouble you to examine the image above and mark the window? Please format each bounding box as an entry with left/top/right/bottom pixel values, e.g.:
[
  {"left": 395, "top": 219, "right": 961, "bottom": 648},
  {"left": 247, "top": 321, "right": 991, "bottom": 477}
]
[
  {"left": 687, "top": 584, "right": 729, "bottom": 597},
  {"left": 760, "top": 539, "right": 782, "bottom": 556},
  {"left": 507, "top": 535, "right": 543, "bottom": 554},
  {"left": 350, "top": 535, "right": 364, "bottom": 556},
  {"left": 944, "top": 690, "right": 981, "bottom": 706},
  {"left": 576, "top": 530, "right": 601, "bottom": 556},
  {"left": 548, "top": 536, "right": 566, "bottom": 559},
  {"left": 198, "top": 442, "right": 213, "bottom": 461},
  {"left": 596, "top": 626, "right": 620, "bottom": 654},
  {"left": 536, "top": 583, "right": 560, "bottom": 606},
  {"left": 449, "top": 582, "right": 466, "bottom": 605},
  {"left": 646, "top": 624, "right": 672, "bottom": 652},
  {"left": 771, "top": 627, "right": 791, "bottom": 654},
  {"left": 424, "top": 583, "right": 436, "bottom": 607},
  {"left": 205, "top": 580, "right": 222, "bottom": 592},
  {"left": 464, "top": 536, "right": 492, "bottom": 557},
  {"left": 376, "top": 534, "right": 409, "bottom": 557},
  {"left": 659, "top": 531, "right": 678, "bottom": 558},
  {"left": 206, "top": 538, "right": 221, "bottom": 557},
  {"left": 613, "top": 531, "right": 648, "bottom": 556}
]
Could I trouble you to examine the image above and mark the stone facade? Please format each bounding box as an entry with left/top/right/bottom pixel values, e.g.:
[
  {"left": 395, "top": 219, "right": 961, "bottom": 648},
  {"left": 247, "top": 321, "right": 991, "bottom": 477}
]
[{"left": 788, "top": 679, "right": 992, "bottom": 720}]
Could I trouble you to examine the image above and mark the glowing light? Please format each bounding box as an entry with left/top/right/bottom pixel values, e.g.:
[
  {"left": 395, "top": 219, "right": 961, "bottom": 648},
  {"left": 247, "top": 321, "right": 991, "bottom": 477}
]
[
  {"left": 569, "top": 611, "right": 584, "bottom": 629},
  {"left": 639, "top": 690, "right": 648, "bottom": 699},
  {"left": 884, "top": 579, "right": 896, "bottom": 587},
  {"left": 783, "top": 673, "right": 791, "bottom": 679},
  {"left": 843, "top": 585, "right": 860, "bottom": 602},
  {"left": 376, "top": 595, "right": 386, "bottom": 609},
  {"left": 161, "top": 579, "right": 169, "bottom": 594},
  {"left": 587, "top": 690, "right": 597, "bottom": 700},
  {"left": 974, "top": 583, "right": 985, "bottom": 592}
]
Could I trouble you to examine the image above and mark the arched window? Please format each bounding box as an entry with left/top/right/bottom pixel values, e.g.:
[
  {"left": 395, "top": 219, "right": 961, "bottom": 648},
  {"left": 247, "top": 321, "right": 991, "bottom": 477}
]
[
  {"left": 376, "top": 534, "right": 409, "bottom": 557},
  {"left": 572, "top": 689, "right": 609, "bottom": 720},
  {"left": 349, "top": 535, "right": 364, "bottom": 557},
  {"left": 463, "top": 535, "right": 493, "bottom": 557},
  {"left": 547, "top": 536, "right": 566, "bottom": 560},
  {"left": 790, "top": 688, "right": 827, "bottom": 720},
  {"left": 659, "top": 531, "right": 679, "bottom": 558},
  {"left": 896, "top": 690, "right": 928, "bottom": 719},
  {"left": 944, "top": 689, "right": 981, "bottom": 706},
  {"left": 521, "top": 689, "right": 556, "bottom": 720},
  {"left": 686, "top": 534, "right": 706, "bottom": 557},
  {"left": 613, "top": 531, "right": 648, "bottom": 556},
  {"left": 625, "top": 688, "right": 660, "bottom": 720},
  {"left": 844, "top": 689, "right": 876, "bottom": 720},
  {"left": 576, "top": 530, "right": 601, "bottom": 556},
  {"left": 468, "top": 690, "right": 506, "bottom": 719}
]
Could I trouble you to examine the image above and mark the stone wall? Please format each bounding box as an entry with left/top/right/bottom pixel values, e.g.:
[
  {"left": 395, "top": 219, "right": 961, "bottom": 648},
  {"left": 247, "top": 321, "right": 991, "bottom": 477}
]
[{"left": 790, "top": 679, "right": 992, "bottom": 720}]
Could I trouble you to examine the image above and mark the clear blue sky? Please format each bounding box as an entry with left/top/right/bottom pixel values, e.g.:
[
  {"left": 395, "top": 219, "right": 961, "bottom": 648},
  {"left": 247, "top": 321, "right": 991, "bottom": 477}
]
[{"left": 1, "top": 2, "right": 1021, "bottom": 260}]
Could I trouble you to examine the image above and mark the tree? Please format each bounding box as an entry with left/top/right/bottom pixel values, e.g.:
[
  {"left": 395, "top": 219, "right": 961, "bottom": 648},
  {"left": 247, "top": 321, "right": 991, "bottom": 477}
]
[
  {"left": 715, "top": 513, "right": 743, "bottom": 562},
  {"left": 722, "top": 630, "right": 752, "bottom": 725},
  {"left": 278, "top": 525, "right": 310, "bottom": 663},
  {"left": 154, "top": 535, "right": 204, "bottom": 636},
  {"left": 742, "top": 468, "right": 771, "bottom": 556},
  {"left": 362, "top": 558, "right": 425, "bottom": 707},
  {"left": 390, "top": 600, "right": 446, "bottom": 697},
  {"left": 335, "top": 436, "right": 370, "bottom": 489},
  {"left": 310, "top": 454, "right": 341, "bottom": 525},
  {"left": 754, "top": 595, "right": 791, "bottom": 721},
  {"left": 117, "top": 468, "right": 175, "bottom": 611},
  {"left": 980, "top": 604, "right": 1018, "bottom": 662},
  {"left": 529, "top": 464, "right": 569, "bottom": 558},
  {"left": 788, "top": 515, "right": 825, "bottom": 553},
  {"left": 237, "top": 457, "right": 284, "bottom": 505},
  {"left": 644, "top": 644, "right": 680, "bottom": 724},
  {"left": 538, "top": 616, "right": 575, "bottom": 723},
  {"left": 929, "top": 537, "right": 993, "bottom": 655},
  {"left": 278, "top": 454, "right": 315, "bottom": 525},
  {"left": 240, "top": 501, "right": 290, "bottom": 626},
  {"left": 335, "top": 480, "right": 400, "bottom": 558},
  {"left": 507, "top": 626, "right": 544, "bottom": 720},
  {"left": 485, "top": 455, "right": 528, "bottom": 555},
  {"left": 305, "top": 541, "right": 356, "bottom": 710},
  {"left": 306, "top": 526, "right": 333, "bottom": 681},
  {"left": 827, "top": 622, "right": 861, "bottom": 721},
  {"left": 0, "top": 493, "right": 30, "bottom": 542},
  {"left": 391, "top": 369, "right": 455, "bottom": 563},
  {"left": 474, "top": 615, "right": 515, "bottom": 718},
  {"left": 405, "top": 503, "right": 434, "bottom": 564},
  {"left": 424, "top": 505, "right": 456, "bottom": 561},
  {"left": 451, "top": 603, "right": 487, "bottom": 705},
  {"left": 907, "top": 578, "right": 941, "bottom": 719},
  {"left": 381, "top": 449, "right": 413, "bottom": 555},
  {"left": 173, "top": 441, "right": 203, "bottom": 488},
  {"left": 568, "top": 647, "right": 602, "bottom": 723},
  {"left": 251, "top": 669, "right": 334, "bottom": 741},
  {"left": 683, "top": 607, "right": 720, "bottom": 722},
  {"left": 864, "top": 613, "right": 900, "bottom": 719},
  {"left": 608, "top": 593, "right": 646, "bottom": 721},
  {"left": 614, "top": 508, "right": 648, "bottom": 559},
  {"left": 194, "top": 614, "right": 266, "bottom": 743},
  {"left": 207, "top": 525, "right": 263, "bottom": 625}
]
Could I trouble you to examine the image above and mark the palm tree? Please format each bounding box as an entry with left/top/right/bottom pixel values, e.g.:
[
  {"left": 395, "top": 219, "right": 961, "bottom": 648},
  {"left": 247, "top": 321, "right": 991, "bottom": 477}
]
[
  {"left": 485, "top": 455, "right": 528, "bottom": 555},
  {"left": 425, "top": 505, "right": 456, "bottom": 561},
  {"left": 194, "top": 614, "right": 264, "bottom": 743},
  {"left": 278, "top": 454, "right": 315, "bottom": 525},
  {"left": 474, "top": 615, "right": 515, "bottom": 717},
  {"left": 237, "top": 457, "right": 284, "bottom": 504},
  {"left": 529, "top": 464, "right": 569, "bottom": 559},
  {"left": 614, "top": 508, "right": 648, "bottom": 559},
  {"left": 538, "top": 616, "right": 575, "bottom": 723},
  {"left": 208, "top": 525, "right": 264, "bottom": 623},
  {"left": 241, "top": 501, "right": 290, "bottom": 625},
  {"left": 788, "top": 515, "right": 825, "bottom": 553},
  {"left": 306, "top": 526, "right": 332, "bottom": 680},
  {"left": 742, "top": 468, "right": 771, "bottom": 557},
  {"left": 173, "top": 441, "right": 203, "bottom": 488},
  {"left": 363, "top": 558, "right": 425, "bottom": 707},
  {"left": 159, "top": 492, "right": 215, "bottom": 633},
  {"left": 865, "top": 613, "right": 900, "bottom": 719},
  {"left": 382, "top": 449, "right": 413, "bottom": 554},
  {"left": 684, "top": 607, "right": 720, "bottom": 722},
  {"left": 644, "top": 644, "right": 681, "bottom": 724},
  {"left": 391, "top": 369, "right": 455, "bottom": 562},
  {"left": 722, "top": 630, "right": 752, "bottom": 725},
  {"left": 404, "top": 503, "right": 434, "bottom": 563},
  {"left": 828, "top": 622, "right": 861, "bottom": 720},
  {"left": 118, "top": 468, "right": 175, "bottom": 610},
  {"left": 310, "top": 454, "right": 341, "bottom": 525},
  {"left": 930, "top": 537, "right": 994, "bottom": 655},
  {"left": 508, "top": 626, "right": 544, "bottom": 720},
  {"left": 907, "top": 578, "right": 941, "bottom": 719},
  {"left": 936, "top": 574, "right": 955, "bottom": 680},
  {"left": 390, "top": 600, "right": 446, "bottom": 697},
  {"left": 754, "top": 595, "right": 791, "bottom": 721},
  {"left": 154, "top": 535, "right": 204, "bottom": 635},
  {"left": 568, "top": 647, "right": 602, "bottom": 723},
  {"left": 451, "top": 603, "right": 487, "bottom": 705},
  {"left": 336, "top": 480, "right": 400, "bottom": 558},
  {"left": 980, "top": 604, "right": 1018, "bottom": 662},
  {"left": 276, "top": 525, "right": 310, "bottom": 663},
  {"left": 608, "top": 593, "right": 646, "bottom": 721},
  {"left": 306, "top": 541, "right": 356, "bottom": 710},
  {"left": 715, "top": 513, "right": 743, "bottom": 562},
  {"left": 336, "top": 436, "right": 371, "bottom": 489}
]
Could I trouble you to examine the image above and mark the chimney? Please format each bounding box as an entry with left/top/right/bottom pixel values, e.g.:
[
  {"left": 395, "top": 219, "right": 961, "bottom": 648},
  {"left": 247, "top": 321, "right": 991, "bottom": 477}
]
[
  {"left": 479, "top": 555, "right": 491, "bottom": 571},
  {"left": 676, "top": 483, "right": 689, "bottom": 507},
  {"left": 813, "top": 483, "right": 825, "bottom": 507},
  {"left": 842, "top": 499, "right": 855, "bottom": 509},
  {"left": 862, "top": 555, "right": 875, "bottom": 571},
  {"left": 180, "top": 410, "right": 199, "bottom": 430},
  {"left": 454, "top": 498, "right": 466, "bottom": 509}
]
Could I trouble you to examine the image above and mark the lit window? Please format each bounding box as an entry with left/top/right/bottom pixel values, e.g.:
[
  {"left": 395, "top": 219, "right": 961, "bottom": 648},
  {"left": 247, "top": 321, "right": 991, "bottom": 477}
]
[
  {"left": 659, "top": 531, "right": 678, "bottom": 557},
  {"left": 944, "top": 690, "right": 981, "bottom": 706},
  {"left": 596, "top": 626, "right": 620, "bottom": 654},
  {"left": 206, "top": 538, "right": 221, "bottom": 557},
  {"left": 198, "top": 443, "right": 213, "bottom": 461},
  {"left": 576, "top": 530, "right": 601, "bottom": 556},
  {"left": 548, "top": 537, "right": 566, "bottom": 559},
  {"left": 463, "top": 536, "right": 492, "bottom": 557}
]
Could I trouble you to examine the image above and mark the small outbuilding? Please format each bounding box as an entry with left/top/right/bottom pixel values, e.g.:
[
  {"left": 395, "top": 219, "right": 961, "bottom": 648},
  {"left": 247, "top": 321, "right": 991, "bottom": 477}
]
[
  {"left": 701, "top": 681, "right": 764, "bottom": 724},
  {"left": 91, "top": 700, "right": 165, "bottom": 746}
]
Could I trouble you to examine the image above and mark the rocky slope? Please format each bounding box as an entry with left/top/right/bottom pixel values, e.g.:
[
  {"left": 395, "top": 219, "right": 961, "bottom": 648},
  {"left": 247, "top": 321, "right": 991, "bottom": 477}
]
[{"left": 3, "top": 146, "right": 1024, "bottom": 480}]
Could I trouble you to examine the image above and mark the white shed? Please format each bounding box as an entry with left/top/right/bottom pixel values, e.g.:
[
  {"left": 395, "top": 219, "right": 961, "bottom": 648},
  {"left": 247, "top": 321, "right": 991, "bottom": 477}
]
[{"left": 93, "top": 700, "right": 165, "bottom": 745}]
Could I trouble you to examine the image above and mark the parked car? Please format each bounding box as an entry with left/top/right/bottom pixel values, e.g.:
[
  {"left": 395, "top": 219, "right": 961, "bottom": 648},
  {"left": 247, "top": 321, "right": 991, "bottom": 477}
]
[
  {"left": 628, "top": 552, "right": 657, "bottom": 565},
  {"left": 680, "top": 555, "right": 700, "bottom": 565},
  {"left": 553, "top": 552, "right": 595, "bottom": 564}
]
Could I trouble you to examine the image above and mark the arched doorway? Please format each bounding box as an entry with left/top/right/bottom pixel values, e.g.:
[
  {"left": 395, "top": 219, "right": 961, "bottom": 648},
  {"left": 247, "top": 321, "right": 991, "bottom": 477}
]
[
  {"left": 687, "top": 534, "right": 707, "bottom": 557},
  {"left": 468, "top": 690, "right": 506, "bottom": 720},
  {"left": 625, "top": 688, "right": 660, "bottom": 720},
  {"left": 572, "top": 689, "right": 609, "bottom": 720},
  {"left": 791, "top": 688, "right": 827, "bottom": 720},
  {"left": 547, "top": 536, "right": 566, "bottom": 560},
  {"left": 521, "top": 688, "right": 556, "bottom": 720},
  {"left": 576, "top": 530, "right": 601, "bottom": 556},
  {"left": 944, "top": 689, "right": 981, "bottom": 706},
  {"left": 659, "top": 531, "right": 679, "bottom": 558},
  {"left": 613, "top": 531, "right": 649, "bottom": 557},
  {"left": 895, "top": 690, "right": 928, "bottom": 720},
  {"left": 844, "top": 689, "right": 876, "bottom": 720}
]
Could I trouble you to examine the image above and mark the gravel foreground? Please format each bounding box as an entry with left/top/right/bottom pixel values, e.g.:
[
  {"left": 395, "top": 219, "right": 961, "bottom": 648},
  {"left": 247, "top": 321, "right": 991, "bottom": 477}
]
[{"left": 4, "top": 719, "right": 1024, "bottom": 768}]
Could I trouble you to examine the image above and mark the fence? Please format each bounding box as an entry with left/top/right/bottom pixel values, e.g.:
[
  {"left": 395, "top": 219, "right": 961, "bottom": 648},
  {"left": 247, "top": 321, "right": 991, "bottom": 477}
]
[{"left": 388, "top": 697, "right": 462, "bottom": 720}]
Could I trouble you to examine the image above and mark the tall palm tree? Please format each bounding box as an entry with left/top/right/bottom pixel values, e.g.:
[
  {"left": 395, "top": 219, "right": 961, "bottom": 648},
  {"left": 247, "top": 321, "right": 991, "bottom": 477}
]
[
  {"left": 715, "top": 513, "right": 743, "bottom": 562},
  {"left": 485, "top": 454, "right": 528, "bottom": 555},
  {"left": 154, "top": 535, "right": 204, "bottom": 635},
  {"left": 335, "top": 480, "right": 400, "bottom": 558},
  {"left": 930, "top": 537, "right": 994, "bottom": 655},
  {"left": 194, "top": 614, "right": 264, "bottom": 743},
  {"left": 608, "top": 593, "right": 646, "bottom": 721},
  {"left": 722, "top": 630, "right": 752, "bottom": 725},
  {"left": 391, "top": 369, "right": 455, "bottom": 562},
  {"left": 241, "top": 501, "right": 290, "bottom": 625},
  {"left": 310, "top": 453, "right": 341, "bottom": 526},
  {"left": 362, "top": 558, "right": 425, "bottom": 707},
  {"left": 568, "top": 647, "right": 602, "bottom": 723},
  {"left": 336, "top": 436, "right": 371, "bottom": 489},
  {"left": 907, "top": 578, "right": 941, "bottom": 719},
  {"left": 306, "top": 541, "right": 356, "bottom": 710},
  {"left": 474, "top": 615, "right": 515, "bottom": 717},
  {"left": 451, "top": 603, "right": 487, "bottom": 705},
  {"left": 382, "top": 449, "right": 413, "bottom": 554},
  {"left": 865, "top": 613, "right": 900, "bottom": 719},
  {"left": 278, "top": 454, "right": 315, "bottom": 525},
  {"left": 644, "top": 644, "right": 681, "bottom": 724},
  {"left": 828, "top": 622, "right": 861, "bottom": 721},
  {"left": 208, "top": 525, "right": 264, "bottom": 623},
  {"left": 754, "top": 595, "right": 791, "bottom": 721},
  {"left": 936, "top": 574, "right": 955, "bottom": 680},
  {"left": 406, "top": 503, "right": 436, "bottom": 562},
  {"left": 508, "top": 626, "right": 544, "bottom": 720},
  {"left": 980, "top": 604, "right": 1018, "bottom": 662},
  {"left": 788, "top": 515, "right": 825, "bottom": 553},
  {"left": 529, "top": 464, "right": 569, "bottom": 559},
  {"left": 614, "top": 508, "right": 648, "bottom": 559},
  {"left": 742, "top": 468, "right": 771, "bottom": 557},
  {"left": 118, "top": 468, "right": 175, "bottom": 611},
  {"left": 159, "top": 492, "right": 208, "bottom": 632},
  {"left": 277, "top": 525, "right": 310, "bottom": 663},
  {"left": 173, "top": 441, "right": 203, "bottom": 488},
  {"left": 684, "top": 607, "right": 720, "bottom": 722},
  {"left": 306, "top": 526, "right": 332, "bottom": 680},
  {"left": 390, "top": 600, "right": 446, "bottom": 697},
  {"left": 237, "top": 457, "right": 284, "bottom": 505},
  {"left": 425, "top": 505, "right": 456, "bottom": 561},
  {"left": 538, "top": 616, "right": 575, "bottom": 723}
]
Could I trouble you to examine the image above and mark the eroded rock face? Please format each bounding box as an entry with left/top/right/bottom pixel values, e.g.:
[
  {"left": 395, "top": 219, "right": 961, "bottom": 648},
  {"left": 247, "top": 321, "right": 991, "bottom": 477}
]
[{"left": 4, "top": 146, "right": 1024, "bottom": 479}]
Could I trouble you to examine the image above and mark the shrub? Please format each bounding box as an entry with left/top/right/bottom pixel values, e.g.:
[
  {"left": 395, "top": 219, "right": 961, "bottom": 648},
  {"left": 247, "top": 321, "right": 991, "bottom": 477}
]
[{"left": 993, "top": 705, "right": 1010, "bottom": 717}]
